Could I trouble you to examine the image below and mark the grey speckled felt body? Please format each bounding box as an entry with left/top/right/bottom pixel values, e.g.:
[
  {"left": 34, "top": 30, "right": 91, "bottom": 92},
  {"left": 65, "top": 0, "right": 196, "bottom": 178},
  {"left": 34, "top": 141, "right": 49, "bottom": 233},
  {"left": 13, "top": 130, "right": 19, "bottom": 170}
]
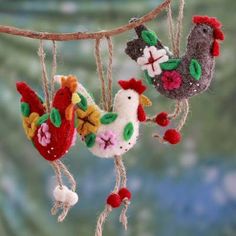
[{"left": 125, "top": 23, "right": 216, "bottom": 100}]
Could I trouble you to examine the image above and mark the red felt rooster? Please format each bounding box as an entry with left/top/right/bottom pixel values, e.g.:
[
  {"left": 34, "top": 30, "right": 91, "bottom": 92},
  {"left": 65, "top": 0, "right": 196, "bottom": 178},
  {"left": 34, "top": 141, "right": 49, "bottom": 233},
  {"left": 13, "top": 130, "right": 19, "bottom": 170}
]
[{"left": 16, "top": 75, "right": 80, "bottom": 222}]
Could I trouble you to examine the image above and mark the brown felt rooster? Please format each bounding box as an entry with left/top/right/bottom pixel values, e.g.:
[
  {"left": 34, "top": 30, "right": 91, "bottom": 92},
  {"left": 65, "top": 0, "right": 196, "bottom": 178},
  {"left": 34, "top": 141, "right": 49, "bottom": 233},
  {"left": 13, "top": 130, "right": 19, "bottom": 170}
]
[{"left": 125, "top": 16, "right": 224, "bottom": 144}]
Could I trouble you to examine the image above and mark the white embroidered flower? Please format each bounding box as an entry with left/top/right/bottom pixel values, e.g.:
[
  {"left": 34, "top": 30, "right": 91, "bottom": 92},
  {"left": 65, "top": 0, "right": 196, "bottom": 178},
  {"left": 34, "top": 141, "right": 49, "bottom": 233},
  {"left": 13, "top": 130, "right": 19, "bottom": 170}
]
[{"left": 137, "top": 46, "right": 169, "bottom": 77}]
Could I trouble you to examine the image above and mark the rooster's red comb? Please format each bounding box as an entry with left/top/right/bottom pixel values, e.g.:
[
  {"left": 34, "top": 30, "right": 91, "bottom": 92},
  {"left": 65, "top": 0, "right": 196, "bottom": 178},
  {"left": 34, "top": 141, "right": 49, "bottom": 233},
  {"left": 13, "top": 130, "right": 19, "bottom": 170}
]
[
  {"left": 118, "top": 78, "right": 146, "bottom": 94},
  {"left": 193, "top": 15, "right": 222, "bottom": 29}
]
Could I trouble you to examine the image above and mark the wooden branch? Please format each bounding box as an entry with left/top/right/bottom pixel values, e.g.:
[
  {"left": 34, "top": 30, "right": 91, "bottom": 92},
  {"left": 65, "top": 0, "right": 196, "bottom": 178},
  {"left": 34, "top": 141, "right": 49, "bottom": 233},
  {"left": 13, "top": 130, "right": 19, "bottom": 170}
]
[{"left": 0, "top": 0, "right": 171, "bottom": 41}]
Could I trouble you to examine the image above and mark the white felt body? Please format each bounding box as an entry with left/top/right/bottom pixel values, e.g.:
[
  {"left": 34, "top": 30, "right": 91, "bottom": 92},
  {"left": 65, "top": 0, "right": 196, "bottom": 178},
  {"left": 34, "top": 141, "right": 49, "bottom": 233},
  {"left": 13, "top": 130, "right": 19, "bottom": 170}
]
[{"left": 78, "top": 86, "right": 140, "bottom": 159}]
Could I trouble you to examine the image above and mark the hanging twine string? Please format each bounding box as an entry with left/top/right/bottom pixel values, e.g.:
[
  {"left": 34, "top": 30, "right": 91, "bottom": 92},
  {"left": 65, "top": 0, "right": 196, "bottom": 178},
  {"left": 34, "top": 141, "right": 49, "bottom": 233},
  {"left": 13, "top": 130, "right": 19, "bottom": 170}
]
[
  {"left": 114, "top": 156, "right": 122, "bottom": 193},
  {"left": 50, "top": 40, "right": 57, "bottom": 103},
  {"left": 167, "top": 3, "right": 176, "bottom": 55},
  {"left": 95, "top": 155, "right": 130, "bottom": 235},
  {"left": 95, "top": 205, "right": 113, "bottom": 236},
  {"left": 95, "top": 156, "right": 122, "bottom": 236},
  {"left": 106, "top": 36, "right": 113, "bottom": 111},
  {"left": 117, "top": 156, "right": 129, "bottom": 230},
  {"left": 94, "top": 36, "right": 114, "bottom": 111},
  {"left": 51, "top": 161, "right": 63, "bottom": 188},
  {"left": 57, "top": 160, "right": 76, "bottom": 192},
  {"left": 95, "top": 38, "right": 108, "bottom": 111},
  {"left": 176, "top": 99, "right": 189, "bottom": 131},
  {"left": 175, "top": 0, "right": 185, "bottom": 57},
  {"left": 38, "top": 40, "right": 51, "bottom": 113},
  {"left": 168, "top": 100, "right": 182, "bottom": 119}
]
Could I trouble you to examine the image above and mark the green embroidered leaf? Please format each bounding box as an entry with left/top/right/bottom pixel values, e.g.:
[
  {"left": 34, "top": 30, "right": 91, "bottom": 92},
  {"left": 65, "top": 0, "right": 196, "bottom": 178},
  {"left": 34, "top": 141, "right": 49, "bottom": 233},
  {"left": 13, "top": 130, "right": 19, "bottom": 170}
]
[
  {"left": 144, "top": 70, "right": 154, "bottom": 85},
  {"left": 74, "top": 115, "right": 79, "bottom": 128},
  {"left": 21, "top": 102, "right": 30, "bottom": 117},
  {"left": 77, "top": 93, "right": 88, "bottom": 111},
  {"left": 141, "top": 30, "right": 158, "bottom": 46},
  {"left": 85, "top": 133, "right": 96, "bottom": 148},
  {"left": 100, "top": 113, "right": 118, "bottom": 125},
  {"left": 50, "top": 108, "right": 61, "bottom": 128},
  {"left": 123, "top": 122, "right": 134, "bottom": 141},
  {"left": 189, "top": 59, "right": 202, "bottom": 81},
  {"left": 160, "top": 59, "right": 181, "bottom": 71},
  {"left": 37, "top": 114, "right": 49, "bottom": 126}
]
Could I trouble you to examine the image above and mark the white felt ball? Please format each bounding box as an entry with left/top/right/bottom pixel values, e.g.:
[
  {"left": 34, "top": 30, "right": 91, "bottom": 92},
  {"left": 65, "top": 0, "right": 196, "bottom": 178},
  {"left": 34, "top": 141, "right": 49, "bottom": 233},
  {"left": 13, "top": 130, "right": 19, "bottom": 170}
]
[
  {"left": 65, "top": 190, "right": 79, "bottom": 206},
  {"left": 53, "top": 185, "right": 68, "bottom": 202}
]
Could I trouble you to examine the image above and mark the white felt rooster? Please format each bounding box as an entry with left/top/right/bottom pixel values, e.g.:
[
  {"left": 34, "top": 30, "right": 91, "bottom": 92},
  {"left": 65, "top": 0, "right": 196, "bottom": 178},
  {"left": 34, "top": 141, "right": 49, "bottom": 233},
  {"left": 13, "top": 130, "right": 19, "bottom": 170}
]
[
  {"left": 55, "top": 76, "right": 151, "bottom": 232},
  {"left": 75, "top": 78, "right": 152, "bottom": 158}
]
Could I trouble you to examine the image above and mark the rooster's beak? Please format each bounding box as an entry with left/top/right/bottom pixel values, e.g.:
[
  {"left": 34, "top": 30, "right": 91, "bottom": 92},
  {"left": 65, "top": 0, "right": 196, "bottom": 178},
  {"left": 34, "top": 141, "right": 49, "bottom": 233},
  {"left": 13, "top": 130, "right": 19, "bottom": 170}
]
[
  {"left": 72, "top": 92, "right": 81, "bottom": 105},
  {"left": 139, "top": 94, "right": 152, "bottom": 107}
]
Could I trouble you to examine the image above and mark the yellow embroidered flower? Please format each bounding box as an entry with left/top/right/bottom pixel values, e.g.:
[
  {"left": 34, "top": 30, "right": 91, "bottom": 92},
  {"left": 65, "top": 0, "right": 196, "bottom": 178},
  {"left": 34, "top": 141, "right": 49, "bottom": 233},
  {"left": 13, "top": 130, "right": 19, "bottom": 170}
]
[
  {"left": 76, "top": 105, "right": 100, "bottom": 136},
  {"left": 22, "top": 112, "right": 39, "bottom": 139}
]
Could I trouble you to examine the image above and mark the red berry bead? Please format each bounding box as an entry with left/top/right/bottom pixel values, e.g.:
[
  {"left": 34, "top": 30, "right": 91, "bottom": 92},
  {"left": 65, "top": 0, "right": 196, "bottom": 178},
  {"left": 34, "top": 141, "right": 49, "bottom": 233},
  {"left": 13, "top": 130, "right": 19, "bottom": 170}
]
[
  {"left": 155, "top": 112, "right": 170, "bottom": 127},
  {"left": 106, "top": 193, "right": 121, "bottom": 208},
  {"left": 118, "top": 188, "right": 132, "bottom": 201},
  {"left": 163, "top": 129, "right": 181, "bottom": 144}
]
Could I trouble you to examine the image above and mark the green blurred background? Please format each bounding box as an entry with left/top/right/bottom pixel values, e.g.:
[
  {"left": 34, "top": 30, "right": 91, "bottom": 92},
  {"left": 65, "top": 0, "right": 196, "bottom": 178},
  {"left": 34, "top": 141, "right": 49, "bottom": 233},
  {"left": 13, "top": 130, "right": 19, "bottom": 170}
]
[{"left": 0, "top": 0, "right": 236, "bottom": 235}]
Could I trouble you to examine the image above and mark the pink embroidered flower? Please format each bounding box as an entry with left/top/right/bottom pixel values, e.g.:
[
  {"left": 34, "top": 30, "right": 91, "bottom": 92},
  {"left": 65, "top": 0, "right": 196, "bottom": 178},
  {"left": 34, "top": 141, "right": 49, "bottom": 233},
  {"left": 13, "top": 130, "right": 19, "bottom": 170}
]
[
  {"left": 70, "top": 129, "right": 77, "bottom": 147},
  {"left": 37, "top": 123, "right": 51, "bottom": 147},
  {"left": 96, "top": 131, "right": 117, "bottom": 150},
  {"left": 161, "top": 71, "right": 182, "bottom": 90},
  {"left": 137, "top": 46, "right": 169, "bottom": 77}
]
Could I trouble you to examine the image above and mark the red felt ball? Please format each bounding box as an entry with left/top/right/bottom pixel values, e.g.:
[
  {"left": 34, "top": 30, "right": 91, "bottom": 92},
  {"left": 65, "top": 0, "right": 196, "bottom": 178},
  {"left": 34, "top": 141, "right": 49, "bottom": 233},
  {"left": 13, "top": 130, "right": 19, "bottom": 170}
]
[
  {"left": 163, "top": 129, "right": 181, "bottom": 145},
  {"left": 118, "top": 188, "right": 132, "bottom": 201},
  {"left": 106, "top": 193, "right": 121, "bottom": 208},
  {"left": 155, "top": 112, "right": 170, "bottom": 127}
]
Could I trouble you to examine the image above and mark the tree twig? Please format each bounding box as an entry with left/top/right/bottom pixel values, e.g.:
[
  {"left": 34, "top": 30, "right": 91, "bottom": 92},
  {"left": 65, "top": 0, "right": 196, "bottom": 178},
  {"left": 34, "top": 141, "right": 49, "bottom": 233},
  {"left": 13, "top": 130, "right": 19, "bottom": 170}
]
[{"left": 0, "top": 0, "right": 171, "bottom": 41}]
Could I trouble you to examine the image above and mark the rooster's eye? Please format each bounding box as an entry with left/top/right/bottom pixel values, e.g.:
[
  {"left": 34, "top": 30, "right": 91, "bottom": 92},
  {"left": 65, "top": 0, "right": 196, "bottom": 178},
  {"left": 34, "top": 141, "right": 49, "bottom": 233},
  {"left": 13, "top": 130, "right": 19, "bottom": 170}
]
[
  {"left": 128, "top": 96, "right": 131, "bottom": 100},
  {"left": 202, "top": 28, "right": 208, "bottom": 34}
]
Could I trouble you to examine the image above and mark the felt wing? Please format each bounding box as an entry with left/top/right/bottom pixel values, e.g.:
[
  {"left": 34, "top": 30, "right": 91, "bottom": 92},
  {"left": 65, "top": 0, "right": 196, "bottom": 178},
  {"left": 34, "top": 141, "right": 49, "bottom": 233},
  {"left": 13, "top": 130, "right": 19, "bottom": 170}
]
[{"left": 16, "top": 82, "right": 45, "bottom": 116}]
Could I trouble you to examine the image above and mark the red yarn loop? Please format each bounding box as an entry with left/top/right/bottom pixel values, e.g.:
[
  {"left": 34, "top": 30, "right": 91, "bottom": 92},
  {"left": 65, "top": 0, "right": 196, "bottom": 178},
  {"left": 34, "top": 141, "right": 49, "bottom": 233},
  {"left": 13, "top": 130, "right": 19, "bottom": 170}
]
[
  {"left": 163, "top": 129, "right": 181, "bottom": 145},
  {"left": 155, "top": 112, "right": 170, "bottom": 127},
  {"left": 106, "top": 193, "right": 121, "bottom": 208},
  {"left": 118, "top": 188, "right": 132, "bottom": 201}
]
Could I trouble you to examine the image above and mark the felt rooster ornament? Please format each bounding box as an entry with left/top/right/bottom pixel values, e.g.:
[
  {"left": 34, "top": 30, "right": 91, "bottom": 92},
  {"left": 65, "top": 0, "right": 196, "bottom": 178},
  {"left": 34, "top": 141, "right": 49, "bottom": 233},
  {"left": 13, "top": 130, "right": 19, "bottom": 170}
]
[
  {"left": 55, "top": 76, "right": 152, "bottom": 235},
  {"left": 16, "top": 76, "right": 80, "bottom": 222},
  {"left": 125, "top": 15, "right": 224, "bottom": 143}
]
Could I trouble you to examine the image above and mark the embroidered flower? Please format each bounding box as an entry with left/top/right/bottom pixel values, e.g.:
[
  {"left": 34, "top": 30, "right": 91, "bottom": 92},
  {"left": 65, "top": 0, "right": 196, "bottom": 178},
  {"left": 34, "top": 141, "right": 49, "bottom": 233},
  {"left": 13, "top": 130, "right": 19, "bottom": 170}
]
[
  {"left": 161, "top": 71, "right": 182, "bottom": 90},
  {"left": 76, "top": 105, "right": 100, "bottom": 136},
  {"left": 96, "top": 131, "right": 117, "bottom": 150},
  {"left": 22, "top": 112, "right": 39, "bottom": 139},
  {"left": 37, "top": 123, "right": 51, "bottom": 146},
  {"left": 137, "top": 46, "right": 169, "bottom": 77},
  {"left": 70, "top": 129, "right": 77, "bottom": 147}
]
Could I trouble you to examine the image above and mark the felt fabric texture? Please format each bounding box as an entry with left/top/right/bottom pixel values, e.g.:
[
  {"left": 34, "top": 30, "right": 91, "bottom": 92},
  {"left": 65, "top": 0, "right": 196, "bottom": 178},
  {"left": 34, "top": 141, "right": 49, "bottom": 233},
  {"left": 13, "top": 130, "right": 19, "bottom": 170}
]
[
  {"left": 163, "top": 129, "right": 181, "bottom": 144},
  {"left": 155, "top": 112, "right": 170, "bottom": 127},
  {"left": 118, "top": 188, "right": 132, "bottom": 201},
  {"left": 125, "top": 15, "right": 224, "bottom": 100},
  {"left": 16, "top": 76, "right": 78, "bottom": 161},
  {"left": 71, "top": 77, "right": 151, "bottom": 158},
  {"left": 53, "top": 185, "right": 78, "bottom": 206},
  {"left": 106, "top": 193, "right": 121, "bottom": 208}
]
